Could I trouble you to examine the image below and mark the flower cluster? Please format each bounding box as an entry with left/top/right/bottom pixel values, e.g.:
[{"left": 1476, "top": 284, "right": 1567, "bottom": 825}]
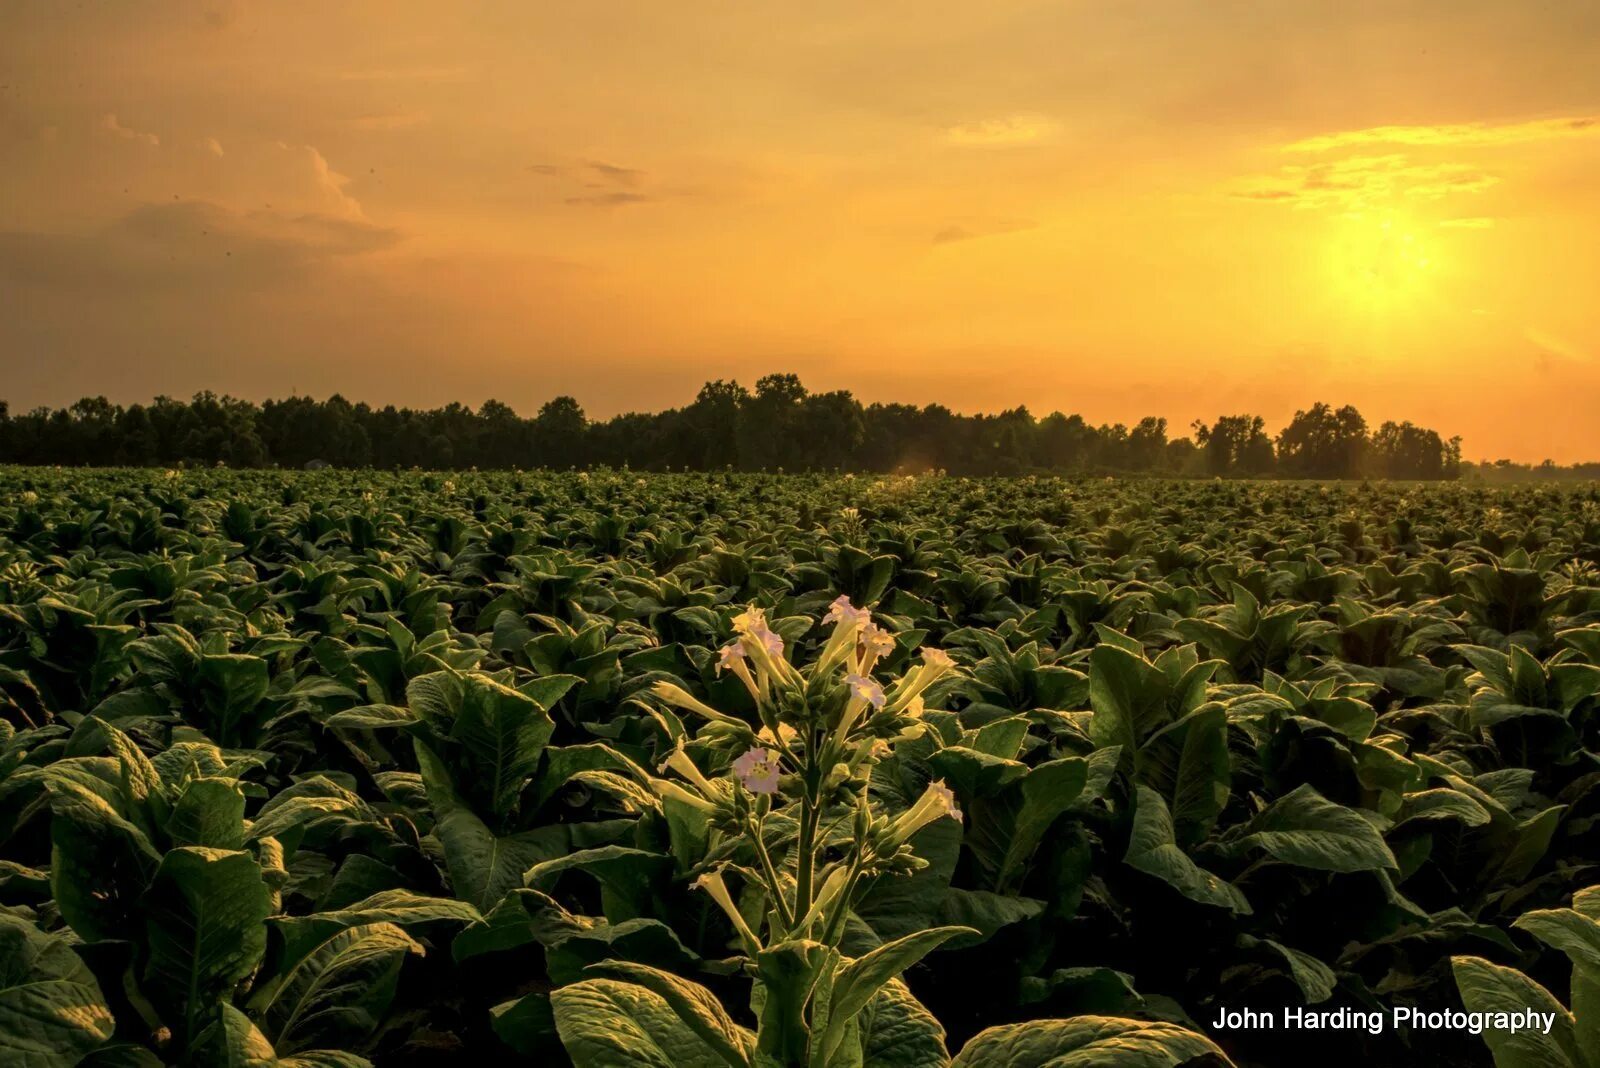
[{"left": 647, "top": 594, "right": 963, "bottom": 955}]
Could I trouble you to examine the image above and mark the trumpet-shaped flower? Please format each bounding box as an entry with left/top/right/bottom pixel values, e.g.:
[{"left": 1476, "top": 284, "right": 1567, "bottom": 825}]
[
  {"left": 650, "top": 681, "right": 744, "bottom": 726},
  {"left": 742, "top": 623, "right": 784, "bottom": 659},
  {"left": 658, "top": 745, "right": 719, "bottom": 798},
  {"left": 732, "top": 605, "right": 768, "bottom": 635},
  {"left": 717, "top": 643, "right": 746, "bottom": 673},
  {"left": 882, "top": 778, "right": 963, "bottom": 848},
  {"left": 824, "top": 594, "right": 870, "bottom": 629},
  {"left": 693, "top": 870, "right": 762, "bottom": 954},
  {"left": 844, "top": 673, "right": 886, "bottom": 709},
  {"left": 732, "top": 747, "right": 782, "bottom": 794}
]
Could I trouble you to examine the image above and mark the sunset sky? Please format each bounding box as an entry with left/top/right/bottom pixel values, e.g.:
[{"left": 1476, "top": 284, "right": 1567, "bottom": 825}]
[{"left": 3, "top": 2, "right": 1598, "bottom": 460}]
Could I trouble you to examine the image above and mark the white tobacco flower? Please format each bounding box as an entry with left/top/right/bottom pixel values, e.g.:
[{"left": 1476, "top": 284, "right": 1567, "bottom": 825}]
[
  {"left": 651, "top": 681, "right": 743, "bottom": 725},
  {"left": 716, "top": 643, "right": 746, "bottom": 673},
  {"left": 731, "top": 747, "right": 781, "bottom": 795},
  {"left": 824, "top": 594, "right": 869, "bottom": 628},
  {"left": 844, "top": 673, "right": 886, "bottom": 709}
]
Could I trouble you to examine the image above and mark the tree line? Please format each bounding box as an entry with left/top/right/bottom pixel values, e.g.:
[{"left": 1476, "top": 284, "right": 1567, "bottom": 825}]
[{"left": 1, "top": 375, "right": 1465, "bottom": 478}]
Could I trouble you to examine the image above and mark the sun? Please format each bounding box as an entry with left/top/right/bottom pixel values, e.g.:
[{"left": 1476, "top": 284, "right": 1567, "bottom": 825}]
[{"left": 1323, "top": 213, "right": 1438, "bottom": 315}]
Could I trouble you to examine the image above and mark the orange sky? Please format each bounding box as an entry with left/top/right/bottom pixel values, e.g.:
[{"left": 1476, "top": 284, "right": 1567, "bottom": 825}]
[{"left": 3, "top": 2, "right": 1599, "bottom": 461}]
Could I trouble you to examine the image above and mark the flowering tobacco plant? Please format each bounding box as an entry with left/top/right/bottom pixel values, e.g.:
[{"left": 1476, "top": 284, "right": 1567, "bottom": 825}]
[
  {"left": 550, "top": 597, "right": 1231, "bottom": 1067},
  {"left": 650, "top": 598, "right": 964, "bottom": 962}
]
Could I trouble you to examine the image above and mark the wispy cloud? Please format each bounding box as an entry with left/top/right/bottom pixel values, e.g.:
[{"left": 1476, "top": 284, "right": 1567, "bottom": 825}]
[
  {"left": 565, "top": 192, "right": 652, "bottom": 208},
  {"left": 945, "top": 114, "right": 1060, "bottom": 147},
  {"left": 1525, "top": 327, "right": 1593, "bottom": 364},
  {"left": 1233, "top": 155, "right": 1498, "bottom": 210},
  {"left": 99, "top": 113, "right": 158, "bottom": 147},
  {"left": 531, "top": 158, "right": 657, "bottom": 208},
  {"left": 586, "top": 160, "right": 644, "bottom": 187},
  {"left": 1287, "top": 116, "right": 1599, "bottom": 153},
  {"left": 202, "top": 136, "right": 225, "bottom": 157}
]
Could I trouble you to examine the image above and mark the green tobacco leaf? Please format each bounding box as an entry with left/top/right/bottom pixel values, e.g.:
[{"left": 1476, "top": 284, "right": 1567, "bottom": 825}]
[
  {"left": 1125, "top": 786, "right": 1250, "bottom": 914},
  {"left": 588, "top": 961, "right": 753, "bottom": 1068},
  {"left": 1513, "top": 904, "right": 1600, "bottom": 1062},
  {"left": 1451, "top": 955, "right": 1581, "bottom": 1068},
  {"left": 1248, "top": 936, "right": 1336, "bottom": 1003},
  {"left": 926, "top": 747, "right": 1027, "bottom": 799},
  {"left": 194, "top": 1004, "right": 373, "bottom": 1068},
  {"left": 272, "top": 890, "right": 480, "bottom": 967},
  {"left": 547, "top": 918, "right": 700, "bottom": 986},
  {"left": 521, "top": 673, "right": 584, "bottom": 711},
  {"left": 47, "top": 776, "right": 162, "bottom": 941},
  {"left": 443, "top": 672, "right": 557, "bottom": 821},
  {"left": 1512, "top": 908, "right": 1600, "bottom": 973},
  {"left": 995, "top": 757, "right": 1088, "bottom": 889},
  {"left": 323, "top": 705, "right": 418, "bottom": 730},
  {"left": 165, "top": 776, "right": 246, "bottom": 849},
  {"left": 951, "top": 1016, "right": 1230, "bottom": 1067},
  {"left": 1138, "top": 706, "right": 1229, "bottom": 848},
  {"left": 818, "top": 927, "right": 974, "bottom": 1067},
  {"left": 856, "top": 978, "right": 950, "bottom": 1068},
  {"left": 0, "top": 913, "right": 116, "bottom": 1068},
  {"left": 142, "top": 847, "right": 270, "bottom": 1046},
  {"left": 258, "top": 922, "right": 422, "bottom": 1055},
  {"left": 415, "top": 739, "right": 569, "bottom": 910},
  {"left": 1237, "top": 784, "right": 1397, "bottom": 873},
  {"left": 552, "top": 978, "right": 732, "bottom": 1068},
  {"left": 490, "top": 992, "right": 557, "bottom": 1057}
]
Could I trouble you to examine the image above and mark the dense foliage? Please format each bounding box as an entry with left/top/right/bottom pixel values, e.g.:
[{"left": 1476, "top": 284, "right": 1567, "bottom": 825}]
[
  {"left": 2, "top": 466, "right": 1598, "bottom": 1067},
  {"left": 1, "top": 378, "right": 1466, "bottom": 478}
]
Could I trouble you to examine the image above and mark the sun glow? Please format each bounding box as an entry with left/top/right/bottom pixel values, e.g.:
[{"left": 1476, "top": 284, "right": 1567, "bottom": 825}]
[{"left": 1324, "top": 214, "right": 1438, "bottom": 314}]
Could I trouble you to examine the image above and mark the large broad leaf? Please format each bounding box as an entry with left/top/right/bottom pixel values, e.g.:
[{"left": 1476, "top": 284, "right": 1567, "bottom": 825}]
[
  {"left": 1451, "top": 956, "right": 1582, "bottom": 1068},
  {"left": 985, "top": 757, "right": 1088, "bottom": 891},
  {"left": 1512, "top": 905, "right": 1600, "bottom": 1061},
  {"left": 817, "top": 927, "right": 973, "bottom": 1067},
  {"left": 526, "top": 846, "right": 671, "bottom": 922},
  {"left": 1236, "top": 784, "right": 1396, "bottom": 873},
  {"left": 855, "top": 978, "right": 950, "bottom": 1068},
  {"left": 587, "top": 962, "right": 754, "bottom": 1068},
  {"left": 46, "top": 776, "right": 162, "bottom": 942},
  {"left": 415, "top": 739, "right": 570, "bottom": 910},
  {"left": 165, "top": 776, "right": 247, "bottom": 850},
  {"left": 1125, "top": 786, "right": 1249, "bottom": 914},
  {"left": 447, "top": 671, "right": 556, "bottom": 821},
  {"left": 0, "top": 913, "right": 116, "bottom": 1068},
  {"left": 256, "top": 922, "right": 422, "bottom": 1055},
  {"left": 490, "top": 992, "right": 557, "bottom": 1057},
  {"left": 552, "top": 978, "right": 733, "bottom": 1068},
  {"left": 197, "top": 653, "right": 271, "bottom": 745},
  {"left": 193, "top": 1004, "right": 373, "bottom": 1068},
  {"left": 951, "top": 1016, "right": 1229, "bottom": 1067},
  {"left": 141, "top": 847, "right": 270, "bottom": 1045},
  {"left": 1138, "top": 706, "right": 1229, "bottom": 848},
  {"left": 1088, "top": 646, "right": 1166, "bottom": 752},
  {"left": 270, "top": 890, "right": 478, "bottom": 973}
]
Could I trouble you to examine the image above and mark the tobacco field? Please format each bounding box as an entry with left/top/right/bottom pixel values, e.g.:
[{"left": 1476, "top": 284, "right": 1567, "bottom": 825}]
[{"left": 1, "top": 467, "right": 1598, "bottom": 1068}]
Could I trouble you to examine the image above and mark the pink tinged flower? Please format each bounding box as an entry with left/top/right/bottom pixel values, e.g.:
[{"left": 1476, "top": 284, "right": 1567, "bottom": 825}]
[
  {"left": 732, "top": 747, "right": 781, "bottom": 794},
  {"left": 845, "top": 673, "right": 886, "bottom": 708},
  {"left": 824, "top": 594, "right": 869, "bottom": 628},
  {"left": 929, "top": 779, "right": 962, "bottom": 822},
  {"left": 743, "top": 623, "right": 784, "bottom": 658},
  {"left": 859, "top": 623, "right": 895, "bottom": 659},
  {"left": 732, "top": 605, "right": 768, "bottom": 635},
  {"left": 921, "top": 647, "right": 954, "bottom": 670},
  {"left": 716, "top": 643, "right": 746, "bottom": 674}
]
